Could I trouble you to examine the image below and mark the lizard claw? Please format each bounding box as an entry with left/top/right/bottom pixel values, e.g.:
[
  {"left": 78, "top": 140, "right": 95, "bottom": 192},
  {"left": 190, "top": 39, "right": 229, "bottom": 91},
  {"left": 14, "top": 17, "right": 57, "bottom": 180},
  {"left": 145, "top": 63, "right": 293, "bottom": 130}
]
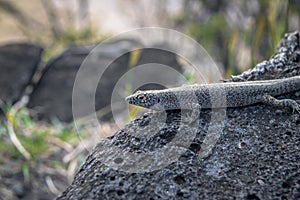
[{"left": 292, "top": 102, "right": 300, "bottom": 114}]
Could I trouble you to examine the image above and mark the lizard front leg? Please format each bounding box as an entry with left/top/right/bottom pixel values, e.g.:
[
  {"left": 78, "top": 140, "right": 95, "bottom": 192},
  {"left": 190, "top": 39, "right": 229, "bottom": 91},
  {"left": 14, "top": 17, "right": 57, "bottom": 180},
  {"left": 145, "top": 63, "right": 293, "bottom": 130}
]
[
  {"left": 261, "top": 94, "right": 300, "bottom": 113},
  {"left": 181, "top": 103, "right": 201, "bottom": 123}
]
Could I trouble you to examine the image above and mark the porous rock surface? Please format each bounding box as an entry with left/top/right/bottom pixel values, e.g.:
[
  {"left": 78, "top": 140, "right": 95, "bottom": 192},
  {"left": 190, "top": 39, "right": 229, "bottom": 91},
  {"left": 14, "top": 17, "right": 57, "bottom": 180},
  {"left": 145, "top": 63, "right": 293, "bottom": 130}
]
[{"left": 57, "top": 32, "right": 300, "bottom": 199}]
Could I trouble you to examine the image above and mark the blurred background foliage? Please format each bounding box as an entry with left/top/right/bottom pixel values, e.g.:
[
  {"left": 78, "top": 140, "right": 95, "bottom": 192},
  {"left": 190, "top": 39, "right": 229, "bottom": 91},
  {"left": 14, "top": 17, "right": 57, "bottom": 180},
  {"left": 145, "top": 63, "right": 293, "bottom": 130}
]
[
  {"left": 0, "top": 0, "right": 299, "bottom": 199},
  {"left": 0, "top": 0, "right": 299, "bottom": 75},
  {"left": 180, "top": 0, "right": 298, "bottom": 76}
]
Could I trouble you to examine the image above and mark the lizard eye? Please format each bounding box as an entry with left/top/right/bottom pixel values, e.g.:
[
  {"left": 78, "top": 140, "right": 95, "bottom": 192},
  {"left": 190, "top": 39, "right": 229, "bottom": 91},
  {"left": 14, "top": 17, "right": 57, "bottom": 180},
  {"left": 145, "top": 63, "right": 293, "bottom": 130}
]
[{"left": 137, "top": 94, "right": 147, "bottom": 100}]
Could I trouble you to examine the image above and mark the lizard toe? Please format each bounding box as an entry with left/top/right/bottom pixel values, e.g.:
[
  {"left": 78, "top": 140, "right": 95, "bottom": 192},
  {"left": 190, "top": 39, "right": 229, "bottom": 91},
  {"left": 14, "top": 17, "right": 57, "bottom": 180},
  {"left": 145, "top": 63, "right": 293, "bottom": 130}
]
[
  {"left": 181, "top": 109, "right": 199, "bottom": 123},
  {"left": 291, "top": 102, "right": 300, "bottom": 114},
  {"left": 294, "top": 104, "right": 300, "bottom": 114}
]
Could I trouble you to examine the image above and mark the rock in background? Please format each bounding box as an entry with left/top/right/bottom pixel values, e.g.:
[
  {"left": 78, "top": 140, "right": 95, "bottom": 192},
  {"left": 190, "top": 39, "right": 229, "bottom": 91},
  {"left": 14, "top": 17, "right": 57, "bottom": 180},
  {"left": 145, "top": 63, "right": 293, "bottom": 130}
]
[
  {"left": 0, "top": 43, "right": 43, "bottom": 105},
  {"left": 27, "top": 45, "right": 131, "bottom": 122},
  {"left": 28, "top": 40, "right": 183, "bottom": 122}
]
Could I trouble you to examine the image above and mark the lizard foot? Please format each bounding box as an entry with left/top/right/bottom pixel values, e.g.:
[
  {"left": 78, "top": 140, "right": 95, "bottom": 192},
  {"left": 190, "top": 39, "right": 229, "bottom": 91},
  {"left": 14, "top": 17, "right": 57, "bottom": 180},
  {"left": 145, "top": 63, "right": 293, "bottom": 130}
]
[
  {"left": 181, "top": 109, "right": 200, "bottom": 123},
  {"left": 181, "top": 103, "right": 201, "bottom": 123},
  {"left": 262, "top": 94, "right": 300, "bottom": 113},
  {"left": 291, "top": 102, "right": 300, "bottom": 114}
]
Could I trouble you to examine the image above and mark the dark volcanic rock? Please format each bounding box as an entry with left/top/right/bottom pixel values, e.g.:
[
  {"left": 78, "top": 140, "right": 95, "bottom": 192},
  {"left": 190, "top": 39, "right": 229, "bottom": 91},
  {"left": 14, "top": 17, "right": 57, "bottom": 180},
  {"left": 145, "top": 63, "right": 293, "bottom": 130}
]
[
  {"left": 57, "top": 32, "right": 300, "bottom": 199},
  {"left": 0, "top": 43, "right": 43, "bottom": 104},
  {"left": 59, "top": 107, "right": 300, "bottom": 200}
]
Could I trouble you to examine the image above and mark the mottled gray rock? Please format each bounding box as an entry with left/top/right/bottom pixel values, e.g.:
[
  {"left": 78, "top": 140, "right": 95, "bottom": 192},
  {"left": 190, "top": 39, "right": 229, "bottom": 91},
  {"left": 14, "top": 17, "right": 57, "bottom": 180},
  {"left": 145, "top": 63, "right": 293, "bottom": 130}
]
[
  {"left": 57, "top": 32, "right": 300, "bottom": 199},
  {"left": 0, "top": 43, "right": 43, "bottom": 104},
  {"left": 59, "top": 108, "right": 300, "bottom": 200}
]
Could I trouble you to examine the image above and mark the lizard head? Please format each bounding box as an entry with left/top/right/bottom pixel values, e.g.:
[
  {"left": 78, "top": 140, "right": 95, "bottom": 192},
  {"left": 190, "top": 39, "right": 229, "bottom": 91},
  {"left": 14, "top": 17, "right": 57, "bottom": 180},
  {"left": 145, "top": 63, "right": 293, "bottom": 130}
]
[{"left": 125, "top": 90, "right": 164, "bottom": 110}]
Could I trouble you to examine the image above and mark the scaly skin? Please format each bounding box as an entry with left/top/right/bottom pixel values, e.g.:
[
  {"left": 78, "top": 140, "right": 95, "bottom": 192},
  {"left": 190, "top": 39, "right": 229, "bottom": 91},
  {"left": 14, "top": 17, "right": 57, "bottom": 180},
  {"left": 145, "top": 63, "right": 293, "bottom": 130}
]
[{"left": 126, "top": 76, "right": 300, "bottom": 113}]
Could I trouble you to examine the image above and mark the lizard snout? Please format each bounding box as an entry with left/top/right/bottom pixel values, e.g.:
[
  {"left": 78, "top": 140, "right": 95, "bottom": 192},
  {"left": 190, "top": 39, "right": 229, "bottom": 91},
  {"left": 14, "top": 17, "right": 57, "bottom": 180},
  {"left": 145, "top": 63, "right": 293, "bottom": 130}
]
[{"left": 125, "top": 95, "right": 133, "bottom": 104}]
